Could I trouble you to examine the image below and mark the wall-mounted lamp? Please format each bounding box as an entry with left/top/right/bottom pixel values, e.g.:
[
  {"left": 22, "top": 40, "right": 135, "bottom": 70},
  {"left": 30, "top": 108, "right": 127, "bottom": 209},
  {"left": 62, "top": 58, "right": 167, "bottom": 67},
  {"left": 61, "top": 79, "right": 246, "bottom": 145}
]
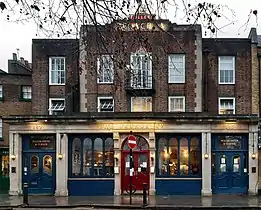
[
  {"left": 58, "top": 133, "right": 64, "bottom": 160},
  {"left": 204, "top": 135, "right": 209, "bottom": 159},
  {"left": 252, "top": 135, "right": 256, "bottom": 160},
  {"left": 114, "top": 153, "right": 119, "bottom": 166},
  {"left": 58, "top": 154, "right": 63, "bottom": 160},
  {"left": 11, "top": 133, "right": 16, "bottom": 161},
  {"left": 204, "top": 153, "right": 209, "bottom": 159},
  {"left": 10, "top": 154, "right": 16, "bottom": 161}
]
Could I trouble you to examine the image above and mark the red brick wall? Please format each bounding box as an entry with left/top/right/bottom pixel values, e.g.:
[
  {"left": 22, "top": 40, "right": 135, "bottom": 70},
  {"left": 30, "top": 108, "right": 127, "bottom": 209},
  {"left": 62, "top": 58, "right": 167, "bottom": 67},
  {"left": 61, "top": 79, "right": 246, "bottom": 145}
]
[
  {"left": 203, "top": 39, "right": 252, "bottom": 114},
  {"left": 82, "top": 24, "right": 197, "bottom": 112}
]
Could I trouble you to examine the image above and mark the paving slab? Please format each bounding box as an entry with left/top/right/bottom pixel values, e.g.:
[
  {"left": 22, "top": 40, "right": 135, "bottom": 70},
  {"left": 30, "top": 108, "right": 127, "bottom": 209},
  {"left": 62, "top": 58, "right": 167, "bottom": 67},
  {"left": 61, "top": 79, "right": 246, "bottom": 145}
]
[{"left": 0, "top": 194, "right": 261, "bottom": 209}]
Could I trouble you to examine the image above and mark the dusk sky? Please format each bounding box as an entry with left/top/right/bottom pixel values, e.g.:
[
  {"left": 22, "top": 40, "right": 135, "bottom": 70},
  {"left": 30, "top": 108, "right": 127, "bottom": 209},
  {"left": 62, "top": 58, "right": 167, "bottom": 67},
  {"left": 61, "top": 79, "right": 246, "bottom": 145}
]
[{"left": 0, "top": 0, "right": 260, "bottom": 71}]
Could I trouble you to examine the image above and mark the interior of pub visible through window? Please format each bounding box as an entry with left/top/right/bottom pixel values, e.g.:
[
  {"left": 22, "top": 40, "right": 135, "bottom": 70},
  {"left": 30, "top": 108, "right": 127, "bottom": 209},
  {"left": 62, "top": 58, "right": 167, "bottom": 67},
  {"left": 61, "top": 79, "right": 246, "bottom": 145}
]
[
  {"left": 72, "top": 136, "right": 114, "bottom": 177},
  {"left": 1, "top": 155, "right": 9, "bottom": 177},
  {"left": 158, "top": 136, "right": 201, "bottom": 176}
]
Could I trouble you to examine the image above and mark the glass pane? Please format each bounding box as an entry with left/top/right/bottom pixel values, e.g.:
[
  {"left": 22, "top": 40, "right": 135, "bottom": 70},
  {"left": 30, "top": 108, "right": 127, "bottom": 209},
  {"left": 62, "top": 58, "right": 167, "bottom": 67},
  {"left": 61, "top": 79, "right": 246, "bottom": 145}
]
[
  {"left": 190, "top": 137, "right": 200, "bottom": 175},
  {"left": 43, "top": 155, "right": 52, "bottom": 176},
  {"left": 220, "top": 155, "right": 227, "bottom": 172},
  {"left": 30, "top": 155, "right": 39, "bottom": 174},
  {"left": 138, "top": 154, "right": 148, "bottom": 175},
  {"left": 105, "top": 138, "right": 114, "bottom": 176},
  {"left": 83, "top": 138, "right": 92, "bottom": 176},
  {"left": 134, "top": 136, "right": 149, "bottom": 151},
  {"left": 232, "top": 155, "right": 240, "bottom": 173},
  {"left": 158, "top": 138, "right": 168, "bottom": 175},
  {"left": 125, "top": 155, "right": 130, "bottom": 175},
  {"left": 72, "top": 138, "right": 81, "bottom": 176},
  {"left": 169, "top": 138, "right": 178, "bottom": 175},
  {"left": 93, "top": 138, "right": 103, "bottom": 176},
  {"left": 180, "top": 137, "right": 189, "bottom": 175},
  {"left": 1, "top": 155, "right": 9, "bottom": 177}
]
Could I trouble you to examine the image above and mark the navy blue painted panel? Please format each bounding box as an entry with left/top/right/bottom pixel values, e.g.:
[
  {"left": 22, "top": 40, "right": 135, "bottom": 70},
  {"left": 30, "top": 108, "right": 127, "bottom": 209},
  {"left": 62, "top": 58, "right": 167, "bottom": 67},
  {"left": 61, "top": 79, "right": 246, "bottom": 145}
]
[
  {"left": 68, "top": 180, "right": 114, "bottom": 196},
  {"left": 212, "top": 134, "right": 248, "bottom": 151},
  {"left": 155, "top": 180, "right": 201, "bottom": 195},
  {"left": 22, "top": 134, "right": 56, "bottom": 152},
  {"left": 22, "top": 153, "right": 56, "bottom": 194},
  {"left": 212, "top": 152, "right": 248, "bottom": 194}
]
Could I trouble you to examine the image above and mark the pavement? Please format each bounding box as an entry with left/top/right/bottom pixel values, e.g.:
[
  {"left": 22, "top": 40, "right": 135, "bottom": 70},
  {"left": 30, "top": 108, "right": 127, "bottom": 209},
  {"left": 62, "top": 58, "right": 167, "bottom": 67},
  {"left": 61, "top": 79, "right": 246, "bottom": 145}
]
[{"left": 1, "top": 194, "right": 261, "bottom": 209}]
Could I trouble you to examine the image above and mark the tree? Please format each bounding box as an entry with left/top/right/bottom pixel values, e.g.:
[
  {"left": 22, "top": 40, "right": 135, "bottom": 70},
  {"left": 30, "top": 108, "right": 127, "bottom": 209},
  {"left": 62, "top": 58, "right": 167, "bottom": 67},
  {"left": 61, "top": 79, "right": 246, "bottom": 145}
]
[{"left": 0, "top": 0, "right": 238, "bottom": 37}]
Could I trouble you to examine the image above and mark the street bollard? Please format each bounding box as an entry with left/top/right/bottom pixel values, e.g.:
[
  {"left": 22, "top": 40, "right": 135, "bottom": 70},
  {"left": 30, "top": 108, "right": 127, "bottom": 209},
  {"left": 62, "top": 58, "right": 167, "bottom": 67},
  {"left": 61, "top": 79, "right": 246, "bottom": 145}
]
[
  {"left": 23, "top": 182, "right": 29, "bottom": 205},
  {"left": 143, "top": 183, "right": 148, "bottom": 206}
]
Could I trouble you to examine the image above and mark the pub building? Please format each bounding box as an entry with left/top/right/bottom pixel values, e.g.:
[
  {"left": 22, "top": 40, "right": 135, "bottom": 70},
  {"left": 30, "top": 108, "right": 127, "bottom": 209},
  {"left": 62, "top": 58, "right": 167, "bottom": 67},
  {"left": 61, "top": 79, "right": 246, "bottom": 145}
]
[
  {"left": 4, "top": 9, "right": 261, "bottom": 196},
  {"left": 5, "top": 114, "right": 259, "bottom": 196}
]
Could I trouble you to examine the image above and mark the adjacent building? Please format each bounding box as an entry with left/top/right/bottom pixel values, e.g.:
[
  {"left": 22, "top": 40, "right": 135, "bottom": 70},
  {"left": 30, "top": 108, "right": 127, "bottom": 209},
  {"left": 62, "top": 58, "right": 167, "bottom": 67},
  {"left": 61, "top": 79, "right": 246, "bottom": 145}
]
[
  {"left": 0, "top": 54, "right": 32, "bottom": 193},
  {"left": 4, "top": 13, "right": 261, "bottom": 196}
]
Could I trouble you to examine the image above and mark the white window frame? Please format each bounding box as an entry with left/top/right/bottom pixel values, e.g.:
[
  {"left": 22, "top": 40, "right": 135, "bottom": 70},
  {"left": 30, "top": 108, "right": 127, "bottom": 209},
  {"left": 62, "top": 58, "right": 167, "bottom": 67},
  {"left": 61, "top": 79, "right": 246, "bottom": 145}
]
[
  {"left": 168, "top": 96, "right": 185, "bottom": 112},
  {"left": 97, "top": 55, "right": 114, "bottom": 84},
  {"left": 48, "top": 98, "right": 65, "bottom": 115},
  {"left": 130, "top": 53, "right": 153, "bottom": 89},
  {"left": 218, "top": 97, "right": 235, "bottom": 114},
  {"left": 21, "top": 86, "right": 32, "bottom": 100},
  {"left": 97, "top": 96, "right": 114, "bottom": 112},
  {"left": 131, "top": 97, "right": 152, "bottom": 112},
  {"left": 168, "top": 54, "right": 185, "bottom": 83},
  {"left": 218, "top": 56, "right": 235, "bottom": 84},
  {"left": 49, "top": 57, "right": 66, "bottom": 85}
]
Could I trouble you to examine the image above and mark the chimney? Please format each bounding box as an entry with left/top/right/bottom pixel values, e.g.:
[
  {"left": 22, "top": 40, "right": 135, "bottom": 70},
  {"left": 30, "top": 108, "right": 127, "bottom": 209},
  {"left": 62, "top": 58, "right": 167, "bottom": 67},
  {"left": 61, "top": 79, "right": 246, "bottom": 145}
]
[
  {"left": 13, "top": 53, "right": 17, "bottom": 60},
  {"left": 25, "top": 60, "right": 29, "bottom": 67},
  {"left": 20, "top": 57, "right": 25, "bottom": 65}
]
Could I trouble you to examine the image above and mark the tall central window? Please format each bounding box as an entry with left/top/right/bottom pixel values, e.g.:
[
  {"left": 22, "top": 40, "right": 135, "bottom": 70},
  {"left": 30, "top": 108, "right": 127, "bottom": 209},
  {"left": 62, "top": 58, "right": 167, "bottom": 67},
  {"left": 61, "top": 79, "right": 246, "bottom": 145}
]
[
  {"left": 70, "top": 135, "right": 114, "bottom": 177},
  {"left": 130, "top": 53, "right": 152, "bottom": 89},
  {"left": 49, "top": 57, "right": 66, "bottom": 85}
]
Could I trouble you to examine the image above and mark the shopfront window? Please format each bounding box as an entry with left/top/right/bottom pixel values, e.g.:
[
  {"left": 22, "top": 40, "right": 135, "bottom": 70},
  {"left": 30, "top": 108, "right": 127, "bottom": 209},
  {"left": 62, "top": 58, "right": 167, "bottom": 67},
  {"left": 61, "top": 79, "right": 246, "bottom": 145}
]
[
  {"left": 70, "top": 135, "right": 114, "bottom": 177},
  {"left": 157, "top": 135, "right": 201, "bottom": 177},
  {"left": 1, "top": 155, "right": 9, "bottom": 177}
]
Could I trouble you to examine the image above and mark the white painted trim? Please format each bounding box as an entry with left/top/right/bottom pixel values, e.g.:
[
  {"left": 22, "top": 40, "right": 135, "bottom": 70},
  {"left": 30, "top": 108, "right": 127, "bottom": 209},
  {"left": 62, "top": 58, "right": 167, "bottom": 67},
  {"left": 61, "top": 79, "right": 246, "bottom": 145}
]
[
  {"left": 97, "top": 96, "right": 114, "bottom": 112},
  {"left": 218, "top": 97, "right": 235, "bottom": 114},
  {"left": 168, "top": 96, "right": 185, "bottom": 112},
  {"left": 49, "top": 57, "right": 66, "bottom": 85},
  {"left": 168, "top": 54, "right": 185, "bottom": 84},
  {"left": 48, "top": 98, "right": 66, "bottom": 115},
  {"left": 218, "top": 56, "right": 235, "bottom": 85}
]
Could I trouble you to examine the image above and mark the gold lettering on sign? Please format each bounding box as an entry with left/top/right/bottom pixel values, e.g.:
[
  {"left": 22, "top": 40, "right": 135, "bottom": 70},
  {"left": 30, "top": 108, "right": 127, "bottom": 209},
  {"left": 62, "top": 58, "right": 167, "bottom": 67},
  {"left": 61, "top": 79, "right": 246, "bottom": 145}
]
[
  {"left": 97, "top": 123, "right": 164, "bottom": 131},
  {"left": 31, "top": 125, "right": 43, "bottom": 130}
]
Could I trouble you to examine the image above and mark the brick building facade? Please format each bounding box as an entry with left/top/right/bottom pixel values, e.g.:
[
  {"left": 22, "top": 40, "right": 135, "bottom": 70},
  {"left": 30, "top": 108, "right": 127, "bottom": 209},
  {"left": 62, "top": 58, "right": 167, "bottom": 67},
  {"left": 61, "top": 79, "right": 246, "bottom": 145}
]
[
  {"left": 4, "top": 15, "right": 260, "bottom": 196},
  {"left": 0, "top": 53, "right": 32, "bottom": 193}
]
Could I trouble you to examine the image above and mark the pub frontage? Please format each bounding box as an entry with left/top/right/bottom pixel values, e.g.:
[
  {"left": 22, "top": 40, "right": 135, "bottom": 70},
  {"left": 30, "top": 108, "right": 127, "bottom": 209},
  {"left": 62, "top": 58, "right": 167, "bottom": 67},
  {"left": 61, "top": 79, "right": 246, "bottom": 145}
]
[{"left": 4, "top": 114, "right": 259, "bottom": 196}]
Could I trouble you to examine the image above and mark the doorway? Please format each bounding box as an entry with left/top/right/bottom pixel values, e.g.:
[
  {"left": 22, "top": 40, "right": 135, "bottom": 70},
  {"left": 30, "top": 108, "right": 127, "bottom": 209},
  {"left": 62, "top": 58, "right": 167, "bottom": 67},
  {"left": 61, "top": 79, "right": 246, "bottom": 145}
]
[
  {"left": 121, "top": 135, "right": 150, "bottom": 194},
  {"left": 23, "top": 153, "right": 55, "bottom": 194},
  {"left": 212, "top": 134, "right": 248, "bottom": 194}
]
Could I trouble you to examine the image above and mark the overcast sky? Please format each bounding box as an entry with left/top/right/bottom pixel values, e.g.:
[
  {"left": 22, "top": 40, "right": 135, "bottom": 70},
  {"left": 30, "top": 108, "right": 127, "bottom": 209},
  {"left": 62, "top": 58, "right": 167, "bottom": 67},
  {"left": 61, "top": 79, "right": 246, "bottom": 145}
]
[{"left": 0, "top": 0, "right": 260, "bottom": 71}]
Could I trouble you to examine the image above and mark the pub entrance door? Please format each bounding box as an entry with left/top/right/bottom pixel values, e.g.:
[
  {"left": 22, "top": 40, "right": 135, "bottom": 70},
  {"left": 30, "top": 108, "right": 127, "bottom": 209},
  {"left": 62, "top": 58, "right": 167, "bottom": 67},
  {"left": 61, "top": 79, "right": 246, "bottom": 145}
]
[
  {"left": 212, "top": 134, "right": 248, "bottom": 194},
  {"left": 22, "top": 134, "right": 56, "bottom": 195},
  {"left": 121, "top": 135, "right": 150, "bottom": 194}
]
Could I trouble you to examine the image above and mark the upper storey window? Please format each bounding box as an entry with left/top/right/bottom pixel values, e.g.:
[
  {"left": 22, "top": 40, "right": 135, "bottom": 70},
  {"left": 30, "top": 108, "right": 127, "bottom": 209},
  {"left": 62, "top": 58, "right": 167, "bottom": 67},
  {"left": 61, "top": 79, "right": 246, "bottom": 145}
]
[
  {"left": 218, "top": 56, "right": 235, "bottom": 84},
  {"left": 49, "top": 57, "right": 66, "bottom": 85},
  {"left": 168, "top": 54, "right": 185, "bottom": 83},
  {"left": 97, "top": 55, "right": 114, "bottom": 84}
]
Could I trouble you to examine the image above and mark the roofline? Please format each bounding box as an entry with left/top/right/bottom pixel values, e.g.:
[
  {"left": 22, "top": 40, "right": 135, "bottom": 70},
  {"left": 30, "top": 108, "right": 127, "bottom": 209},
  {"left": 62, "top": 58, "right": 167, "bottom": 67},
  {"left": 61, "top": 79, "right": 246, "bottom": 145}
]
[{"left": 3, "top": 113, "right": 259, "bottom": 124}]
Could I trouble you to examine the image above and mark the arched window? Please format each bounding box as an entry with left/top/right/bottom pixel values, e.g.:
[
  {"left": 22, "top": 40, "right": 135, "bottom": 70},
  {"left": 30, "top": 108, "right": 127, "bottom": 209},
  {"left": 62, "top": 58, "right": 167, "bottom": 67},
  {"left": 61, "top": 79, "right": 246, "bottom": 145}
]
[
  {"left": 157, "top": 135, "right": 201, "bottom": 177},
  {"left": 72, "top": 138, "right": 81, "bottom": 176},
  {"left": 83, "top": 138, "right": 92, "bottom": 176},
  {"left": 105, "top": 138, "right": 114, "bottom": 176},
  {"left": 122, "top": 135, "right": 149, "bottom": 151},
  {"left": 93, "top": 138, "right": 103, "bottom": 176},
  {"left": 70, "top": 135, "right": 114, "bottom": 177}
]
